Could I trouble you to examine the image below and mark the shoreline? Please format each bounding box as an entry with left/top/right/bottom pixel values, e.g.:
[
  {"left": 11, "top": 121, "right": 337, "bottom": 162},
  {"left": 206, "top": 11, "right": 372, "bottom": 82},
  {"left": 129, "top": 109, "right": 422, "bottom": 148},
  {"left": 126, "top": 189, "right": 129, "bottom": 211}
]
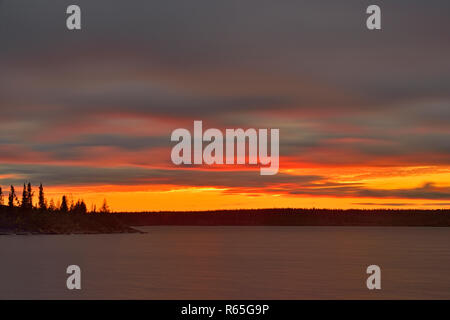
[
  {"left": 0, "top": 227, "right": 144, "bottom": 236},
  {"left": 1, "top": 209, "right": 449, "bottom": 235},
  {"left": 1, "top": 223, "right": 450, "bottom": 237}
]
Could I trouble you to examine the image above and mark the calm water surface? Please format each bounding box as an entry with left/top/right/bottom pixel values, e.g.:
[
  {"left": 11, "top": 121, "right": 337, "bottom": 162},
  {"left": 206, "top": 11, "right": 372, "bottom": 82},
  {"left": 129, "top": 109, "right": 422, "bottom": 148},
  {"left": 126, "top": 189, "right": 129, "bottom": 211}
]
[{"left": 0, "top": 226, "right": 449, "bottom": 299}]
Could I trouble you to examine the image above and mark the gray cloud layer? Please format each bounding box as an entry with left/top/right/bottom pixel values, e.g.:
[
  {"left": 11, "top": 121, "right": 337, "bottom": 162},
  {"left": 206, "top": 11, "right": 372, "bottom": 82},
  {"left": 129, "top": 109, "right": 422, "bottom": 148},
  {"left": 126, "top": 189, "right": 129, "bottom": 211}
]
[
  {"left": 0, "top": 1, "right": 449, "bottom": 191},
  {"left": 1, "top": 163, "right": 449, "bottom": 200}
]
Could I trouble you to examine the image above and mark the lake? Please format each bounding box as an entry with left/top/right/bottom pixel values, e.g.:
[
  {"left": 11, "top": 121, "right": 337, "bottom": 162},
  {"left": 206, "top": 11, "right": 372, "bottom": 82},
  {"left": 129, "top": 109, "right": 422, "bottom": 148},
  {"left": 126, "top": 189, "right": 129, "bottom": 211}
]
[{"left": 0, "top": 226, "right": 449, "bottom": 299}]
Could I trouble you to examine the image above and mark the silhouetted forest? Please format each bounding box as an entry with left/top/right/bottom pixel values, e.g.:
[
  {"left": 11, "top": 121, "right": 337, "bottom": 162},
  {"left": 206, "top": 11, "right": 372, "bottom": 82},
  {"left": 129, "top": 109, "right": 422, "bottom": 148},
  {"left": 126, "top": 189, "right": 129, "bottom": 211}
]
[
  {"left": 0, "top": 183, "right": 137, "bottom": 234},
  {"left": 115, "top": 208, "right": 450, "bottom": 227},
  {"left": 1, "top": 183, "right": 449, "bottom": 234},
  {"left": 0, "top": 183, "right": 110, "bottom": 214}
]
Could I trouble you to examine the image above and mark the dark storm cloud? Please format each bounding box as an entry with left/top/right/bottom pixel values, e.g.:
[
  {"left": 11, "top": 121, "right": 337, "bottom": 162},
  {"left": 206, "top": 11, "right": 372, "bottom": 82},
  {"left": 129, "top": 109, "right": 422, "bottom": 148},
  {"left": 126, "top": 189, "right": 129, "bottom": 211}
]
[
  {"left": 0, "top": 163, "right": 322, "bottom": 188},
  {"left": 0, "top": 0, "right": 449, "bottom": 177},
  {"left": 1, "top": 162, "right": 449, "bottom": 200},
  {"left": 353, "top": 203, "right": 414, "bottom": 206},
  {"left": 32, "top": 134, "right": 170, "bottom": 152},
  {"left": 355, "top": 202, "right": 450, "bottom": 206},
  {"left": 0, "top": 85, "right": 289, "bottom": 119},
  {"left": 357, "top": 183, "right": 450, "bottom": 200},
  {"left": 287, "top": 183, "right": 450, "bottom": 200},
  {"left": 1, "top": 0, "right": 450, "bottom": 117}
]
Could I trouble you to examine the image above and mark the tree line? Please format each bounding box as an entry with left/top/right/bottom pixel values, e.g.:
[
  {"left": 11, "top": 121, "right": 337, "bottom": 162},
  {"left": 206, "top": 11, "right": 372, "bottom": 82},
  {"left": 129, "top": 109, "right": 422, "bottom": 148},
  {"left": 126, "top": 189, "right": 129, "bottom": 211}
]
[{"left": 0, "top": 183, "right": 110, "bottom": 214}]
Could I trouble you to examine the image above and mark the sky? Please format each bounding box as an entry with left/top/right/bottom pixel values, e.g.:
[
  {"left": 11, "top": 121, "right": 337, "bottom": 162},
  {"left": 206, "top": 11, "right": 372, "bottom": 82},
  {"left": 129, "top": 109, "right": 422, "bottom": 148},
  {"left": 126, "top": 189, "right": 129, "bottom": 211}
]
[{"left": 0, "top": 0, "right": 449, "bottom": 211}]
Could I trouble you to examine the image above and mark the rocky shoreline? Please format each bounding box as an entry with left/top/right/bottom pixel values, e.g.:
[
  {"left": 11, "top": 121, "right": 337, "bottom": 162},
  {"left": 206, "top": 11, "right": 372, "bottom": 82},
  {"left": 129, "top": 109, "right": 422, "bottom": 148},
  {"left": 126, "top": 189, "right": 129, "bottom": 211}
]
[
  {"left": 2, "top": 208, "right": 450, "bottom": 235},
  {"left": 0, "top": 207, "right": 145, "bottom": 235},
  {"left": 0, "top": 226, "right": 145, "bottom": 236}
]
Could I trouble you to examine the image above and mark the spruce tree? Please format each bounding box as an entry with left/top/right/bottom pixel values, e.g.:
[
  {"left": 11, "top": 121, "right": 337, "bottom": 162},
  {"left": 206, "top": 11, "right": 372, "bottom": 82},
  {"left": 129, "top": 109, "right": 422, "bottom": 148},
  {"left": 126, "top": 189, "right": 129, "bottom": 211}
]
[
  {"left": 38, "top": 183, "right": 46, "bottom": 211},
  {"left": 60, "top": 195, "right": 69, "bottom": 213},
  {"left": 99, "top": 199, "right": 110, "bottom": 213},
  {"left": 72, "top": 200, "right": 87, "bottom": 214},
  {"left": 79, "top": 200, "right": 87, "bottom": 214},
  {"left": 27, "top": 183, "right": 33, "bottom": 209},
  {"left": 48, "top": 199, "right": 56, "bottom": 212},
  {"left": 8, "top": 186, "right": 16, "bottom": 208},
  {"left": 21, "top": 184, "right": 27, "bottom": 209}
]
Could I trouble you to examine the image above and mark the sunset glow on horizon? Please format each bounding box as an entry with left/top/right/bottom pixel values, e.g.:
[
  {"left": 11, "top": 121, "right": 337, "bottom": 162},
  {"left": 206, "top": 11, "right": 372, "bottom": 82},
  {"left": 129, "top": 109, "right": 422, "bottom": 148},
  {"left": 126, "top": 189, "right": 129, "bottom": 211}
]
[
  {"left": 1, "top": 1, "right": 449, "bottom": 211},
  {"left": 17, "top": 163, "right": 450, "bottom": 211}
]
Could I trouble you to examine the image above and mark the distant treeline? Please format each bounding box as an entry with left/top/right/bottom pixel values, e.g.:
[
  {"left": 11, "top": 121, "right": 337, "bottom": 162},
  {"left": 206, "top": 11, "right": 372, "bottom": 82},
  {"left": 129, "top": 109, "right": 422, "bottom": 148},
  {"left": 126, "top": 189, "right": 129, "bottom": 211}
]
[
  {"left": 0, "top": 183, "right": 110, "bottom": 214},
  {"left": 1, "top": 184, "right": 450, "bottom": 232},
  {"left": 115, "top": 208, "right": 450, "bottom": 227}
]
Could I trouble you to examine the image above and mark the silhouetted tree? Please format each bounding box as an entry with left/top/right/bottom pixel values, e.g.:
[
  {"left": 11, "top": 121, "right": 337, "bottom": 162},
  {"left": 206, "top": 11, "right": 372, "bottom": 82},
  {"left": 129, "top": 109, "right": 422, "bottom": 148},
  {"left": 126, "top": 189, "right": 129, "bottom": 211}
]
[
  {"left": 99, "top": 199, "right": 110, "bottom": 213},
  {"left": 72, "top": 200, "right": 87, "bottom": 214},
  {"left": 78, "top": 200, "right": 87, "bottom": 214},
  {"left": 48, "top": 199, "right": 56, "bottom": 212},
  {"left": 20, "top": 183, "right": 33, "bottom": 210},
  {"left": 0, "top": 186, "right": 3, "bottom": 206},
  {"left": 38, "top": 183, "right": 46, "bottom": 211},
  {"left": 60, "top": 195, "right": 69, "bottom": 213},
  {"left": 69, "top": 198, "right": 75, "bottom": 212},
  {"left": 8, "top": 185, "right": 17, "bottom": 208},
  {"left": 21, "top": 183, "right": 27, "bottom": 209},
  {"left": 27, "top": 182, "right": 33, "bottom": 209}
]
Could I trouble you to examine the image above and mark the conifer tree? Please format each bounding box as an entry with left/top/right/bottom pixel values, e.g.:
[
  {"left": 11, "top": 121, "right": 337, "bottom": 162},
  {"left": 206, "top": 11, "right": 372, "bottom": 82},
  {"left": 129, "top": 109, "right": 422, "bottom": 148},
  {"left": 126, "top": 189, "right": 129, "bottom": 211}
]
[
  {"left": 60, "top": 195, "right": 69, "bottom": 213},
  {"left": 38, "top": 183, "right": 46, "bottom": 211},
  {"left": 72, "top": 199, "right": 87, "bottom": 214},
  {"left": 21, "top": 184, "right": 28, "bottom": 209},
  {"left": 27, "top": 182, "right": 33, "bottom": 209},
  {"left": 99, "top": 199, "right": 110, "bottom": 213},
  {"left": 48, "top": 199, "right": 56, "bottom": 212},
  {"left": 8, "top": 186, "right": 16, "bottom": 208}
]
